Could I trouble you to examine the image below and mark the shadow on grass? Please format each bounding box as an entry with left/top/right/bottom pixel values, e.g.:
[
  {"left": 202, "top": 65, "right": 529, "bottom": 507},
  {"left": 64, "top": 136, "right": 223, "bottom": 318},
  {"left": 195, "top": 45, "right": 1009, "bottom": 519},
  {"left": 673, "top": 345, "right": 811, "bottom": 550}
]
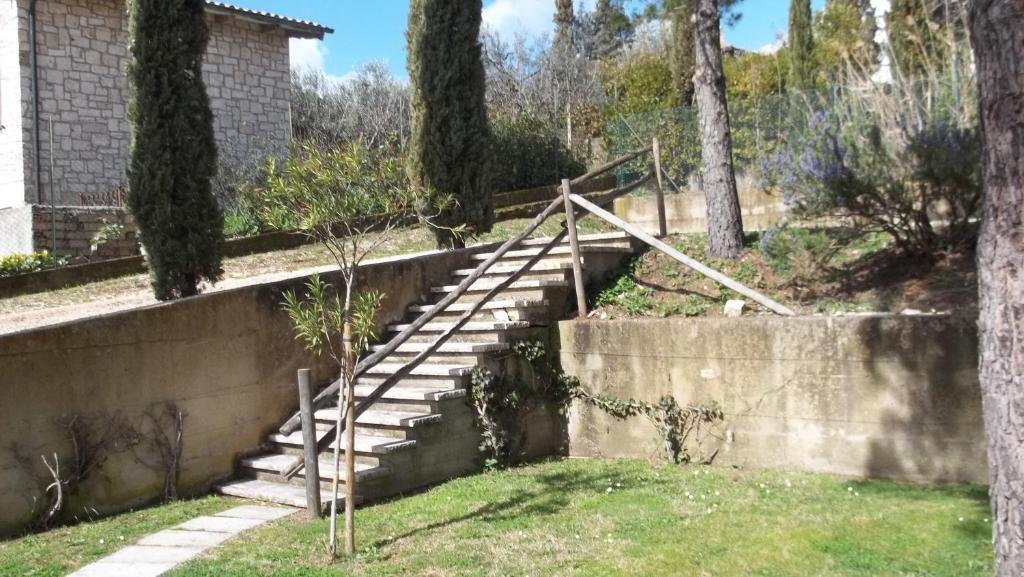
[{"left": 369, "top": 462, "right": 659, "bottom": 550}]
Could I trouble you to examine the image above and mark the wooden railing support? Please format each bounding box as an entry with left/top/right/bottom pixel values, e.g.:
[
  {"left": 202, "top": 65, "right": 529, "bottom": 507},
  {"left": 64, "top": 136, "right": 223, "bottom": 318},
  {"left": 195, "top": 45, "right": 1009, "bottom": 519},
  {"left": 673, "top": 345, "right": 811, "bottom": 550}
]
[
  {"left": 652, "top": 137, "right": 667, "bottom": 238},
  {"left": 280, "top": 166, "right": 663, "bottom": 479},
  {"left": 569, "top": 193, "right": 796, "bottom": 316},
  {"left": 277, "top": 145, "right": 654, "bottom": 437},
  {"left": 296, "top": 369, "right": 322, "bottom": 517},
  {"left": 561, "top": 179, "right": 587, "bottom": 318}
]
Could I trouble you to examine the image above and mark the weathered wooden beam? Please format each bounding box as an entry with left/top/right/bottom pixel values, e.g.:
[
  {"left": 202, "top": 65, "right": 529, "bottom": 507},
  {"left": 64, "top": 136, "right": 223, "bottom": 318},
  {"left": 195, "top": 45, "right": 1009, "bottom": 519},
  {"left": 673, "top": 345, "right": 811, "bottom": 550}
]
[
  {"left": 561, "top": 179, "right": 587, "bottom": 318},
  {"left": 569, "top": 193, "right": 796, "bottom": 316},
  {"left": 652, "top": 137, "right": 667, "bottom": 238}
]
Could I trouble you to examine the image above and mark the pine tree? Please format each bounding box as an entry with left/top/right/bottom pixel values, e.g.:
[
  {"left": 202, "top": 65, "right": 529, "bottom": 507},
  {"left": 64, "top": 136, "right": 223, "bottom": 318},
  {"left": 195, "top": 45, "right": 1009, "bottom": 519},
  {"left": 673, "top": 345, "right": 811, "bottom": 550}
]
[
  {"left": 127, "top": 0, "right": 222, "bottom": 300},
  {"left": 788, "top": 0, "right": 815, "bottom": 89},
  {"left": 969, "top": 3, "right": 1024, "bottom": 575},
  {"left": 554, "top": 0, "right": 575, "bottom": 52},
  {"left": 407, "top": 0, "right": 492, "bottom": 249},
  {"left": 592, "top": 0, "right": 632, "bottom": 59},
  {"left": 668, "top": 0, "right": 696, "bottom": 105},
  {"left": 694, "top": 0, "right": 744, "bottom": 258}
]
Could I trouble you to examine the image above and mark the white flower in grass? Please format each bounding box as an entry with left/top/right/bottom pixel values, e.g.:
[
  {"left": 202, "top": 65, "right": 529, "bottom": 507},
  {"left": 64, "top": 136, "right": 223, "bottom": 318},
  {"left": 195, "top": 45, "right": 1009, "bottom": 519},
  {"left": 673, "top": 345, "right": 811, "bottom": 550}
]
[
  {"left": 958, "top": 517, "right": 965, "bottom": 523},
  {"left": 99, "top": 539, "right": 105, "bottom": 544},
  {"left": 606, "top": 487, "right": 613, "bottom": 493}
]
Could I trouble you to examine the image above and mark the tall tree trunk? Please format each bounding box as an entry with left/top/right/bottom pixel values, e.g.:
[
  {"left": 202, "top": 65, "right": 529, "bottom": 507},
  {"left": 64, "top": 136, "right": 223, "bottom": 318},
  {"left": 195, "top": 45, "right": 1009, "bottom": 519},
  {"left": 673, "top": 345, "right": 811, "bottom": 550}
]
[
  {"left": 693, "top": 0, "right": 744, "bottom": 258},
  {"left": 969, "top": 1, "right": 1024, "bottom": 575}
]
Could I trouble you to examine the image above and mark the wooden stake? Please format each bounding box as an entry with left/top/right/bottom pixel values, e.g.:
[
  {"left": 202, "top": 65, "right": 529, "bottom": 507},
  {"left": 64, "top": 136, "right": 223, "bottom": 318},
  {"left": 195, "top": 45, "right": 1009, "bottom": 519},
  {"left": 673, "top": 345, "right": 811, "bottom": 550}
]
[
  {"left": 561, "top": 179, "right": 587, "bottom": 318},
  {"left": 342, "top": 324, "right": 356, "bottom": 555},
  {"left": 296, "top": 369, "right": 321, "bottom": 518},
  {"left": 652, "top": 137, "right": 667, "bottom": 238}
]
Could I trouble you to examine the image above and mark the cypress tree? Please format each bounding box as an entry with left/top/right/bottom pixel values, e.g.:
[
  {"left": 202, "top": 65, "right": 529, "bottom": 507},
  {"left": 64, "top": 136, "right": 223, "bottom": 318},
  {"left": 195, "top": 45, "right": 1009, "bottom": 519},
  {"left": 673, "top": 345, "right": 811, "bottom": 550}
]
[
  {"left": 127, "top": 0, "right": 222, "bottom": 300},
  {"left": 788, "top": 0, "right": 815, "bottom": 90},
  {"left": 668, "top": 0, "right": 696, "bottom": 105},
  {"left": 407, "top": 0, "right": 492, "bottom": 249}
]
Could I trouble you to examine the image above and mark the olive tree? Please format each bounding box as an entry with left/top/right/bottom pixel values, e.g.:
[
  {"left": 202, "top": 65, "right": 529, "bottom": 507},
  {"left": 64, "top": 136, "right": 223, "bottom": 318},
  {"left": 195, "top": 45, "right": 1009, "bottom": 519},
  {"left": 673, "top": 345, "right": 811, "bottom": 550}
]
[{"left": 260, "top": 142, "right": 451, "bottom": 556}]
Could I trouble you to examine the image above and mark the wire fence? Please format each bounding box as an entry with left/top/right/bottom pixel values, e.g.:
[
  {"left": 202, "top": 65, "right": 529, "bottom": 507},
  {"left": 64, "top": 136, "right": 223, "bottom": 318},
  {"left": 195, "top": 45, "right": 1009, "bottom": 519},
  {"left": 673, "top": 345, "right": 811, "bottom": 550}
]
[{"left": 603, "top": 90, "right": 832, "bottom": 194}]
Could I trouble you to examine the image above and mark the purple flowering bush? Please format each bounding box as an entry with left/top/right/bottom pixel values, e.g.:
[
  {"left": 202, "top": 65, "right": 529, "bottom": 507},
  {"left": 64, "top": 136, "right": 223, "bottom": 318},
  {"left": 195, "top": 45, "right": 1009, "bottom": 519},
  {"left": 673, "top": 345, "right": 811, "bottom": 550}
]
[{"left": 759, "top": 110, "right": 980, "bottom": 257}]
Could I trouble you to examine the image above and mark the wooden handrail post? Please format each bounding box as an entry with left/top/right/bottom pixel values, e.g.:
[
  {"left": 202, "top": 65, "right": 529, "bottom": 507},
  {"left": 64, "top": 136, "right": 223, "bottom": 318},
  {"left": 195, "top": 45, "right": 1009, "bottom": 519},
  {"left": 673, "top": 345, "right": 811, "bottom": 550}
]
[
  {"left": 652, "top": 137, "right": 667, "bottom": 238},
  {"left": 296, "top": 369, "right": 322, "bottom": 518},
  {"left": 561, "top": 179, "right": 587, "bottom": 319}
]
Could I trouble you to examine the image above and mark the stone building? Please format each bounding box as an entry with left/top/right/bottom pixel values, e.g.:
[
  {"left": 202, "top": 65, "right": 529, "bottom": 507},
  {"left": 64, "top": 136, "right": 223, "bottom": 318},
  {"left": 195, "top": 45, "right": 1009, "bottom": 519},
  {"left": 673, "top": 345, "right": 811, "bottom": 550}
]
[{"left": 0, "top": 0, "right": 331, "bottom": 258}]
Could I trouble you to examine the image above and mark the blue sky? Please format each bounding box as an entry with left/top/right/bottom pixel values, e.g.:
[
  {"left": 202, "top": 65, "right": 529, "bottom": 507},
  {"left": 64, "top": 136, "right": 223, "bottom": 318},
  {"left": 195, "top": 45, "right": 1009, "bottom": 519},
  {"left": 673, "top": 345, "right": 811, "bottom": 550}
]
[{"left": 233, "top": 0, "right": 826, "bottom": 82}]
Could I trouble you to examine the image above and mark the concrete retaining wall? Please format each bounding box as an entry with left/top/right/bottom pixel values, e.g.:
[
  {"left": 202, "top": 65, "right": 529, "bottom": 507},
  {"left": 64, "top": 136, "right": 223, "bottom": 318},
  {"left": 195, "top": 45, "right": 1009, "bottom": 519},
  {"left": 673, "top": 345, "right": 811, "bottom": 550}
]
[
  {"left": 613, "top": 186, "right": 786, "bottom": 235},
  {"left": 0, "top": 246, "right": 484, "bottom": 536},
  {"left": 558, "top": 316, "right": 986, "bottom": 484}
]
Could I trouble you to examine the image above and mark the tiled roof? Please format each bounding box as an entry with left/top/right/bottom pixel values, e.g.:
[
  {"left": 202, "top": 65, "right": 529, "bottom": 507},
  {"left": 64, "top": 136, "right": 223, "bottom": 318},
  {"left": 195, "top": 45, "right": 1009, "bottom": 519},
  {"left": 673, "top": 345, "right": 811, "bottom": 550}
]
[{"left": 204, "top": 2, "right": 333, "bottom": 39}]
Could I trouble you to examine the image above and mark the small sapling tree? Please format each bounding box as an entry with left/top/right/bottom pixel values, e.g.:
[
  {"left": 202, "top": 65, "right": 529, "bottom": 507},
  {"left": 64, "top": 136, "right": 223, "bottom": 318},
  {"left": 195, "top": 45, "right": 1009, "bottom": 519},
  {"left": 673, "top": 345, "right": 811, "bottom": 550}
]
[{"left": 260, "top": 142, "right": 451, "bottom": 557}]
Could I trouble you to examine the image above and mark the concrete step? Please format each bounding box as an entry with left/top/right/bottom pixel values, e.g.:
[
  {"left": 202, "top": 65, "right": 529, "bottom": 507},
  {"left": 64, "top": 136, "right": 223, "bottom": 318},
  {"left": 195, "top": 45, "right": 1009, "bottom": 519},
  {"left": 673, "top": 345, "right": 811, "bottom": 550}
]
[
  {"left": 357, "top": 374, "right": 467, "bottom": 390},
  {"left": 241, "top": 453, "right": 391, "bottom": 484},
  {"left": 385, "top": 320, "right": 532, "bottom": 344},
  {"left": 408, "top": 300, "right": 550, "bottom": 324},
  {"left": 314, "top": 408, "right": 442, "bottom": 428},
  {"left": 430, "top": 278, "right": 569, "bottom": 294},
  {"left": 369, "top": 341, "right": 509, "bottom": 354},
  {"left": 518, "top": 231, "right": 632, "bottom": 246},
  {"left": 353, "top": 382, "right": 466, "bottom": 402},
  {"left": 216, "top": 479, "right": 350, "bottom": 509},
  {"left": 407, "top": 299, "right": 549, "bottom": 314},
  {"left": 387, "top": 321, "right": 531, "bottom": 333},
  {"left": 470, "top": 245, "right": 632, "bottom": 261},
  {"left": 268, "top": 428, "right": 417, "bottom": 455},
  {"left": 362, "top": 362, "right": 475, "bottom": 377},
  {"left": 450, "top": 261, "right": 575, "bottom": 278}
]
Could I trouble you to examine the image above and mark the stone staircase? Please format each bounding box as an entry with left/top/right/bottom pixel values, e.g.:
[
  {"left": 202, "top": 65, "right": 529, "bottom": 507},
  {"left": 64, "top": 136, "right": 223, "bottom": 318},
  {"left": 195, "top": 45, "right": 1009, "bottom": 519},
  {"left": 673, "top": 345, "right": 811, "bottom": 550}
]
[{"left": 216, "top": 232, "right": 637, "bottom": 509}]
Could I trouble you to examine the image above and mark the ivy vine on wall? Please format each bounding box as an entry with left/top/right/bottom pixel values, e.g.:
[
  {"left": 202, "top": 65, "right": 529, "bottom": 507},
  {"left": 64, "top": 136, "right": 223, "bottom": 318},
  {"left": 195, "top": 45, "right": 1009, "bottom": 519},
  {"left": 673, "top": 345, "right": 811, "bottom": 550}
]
[{"left": 468, "top": 339, "right": 724, "bottom": 469}]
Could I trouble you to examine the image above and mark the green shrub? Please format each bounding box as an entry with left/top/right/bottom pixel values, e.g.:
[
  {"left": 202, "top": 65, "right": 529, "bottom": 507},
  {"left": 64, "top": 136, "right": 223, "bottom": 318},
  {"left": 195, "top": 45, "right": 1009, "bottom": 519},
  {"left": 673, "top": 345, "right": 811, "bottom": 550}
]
[
  {"left": 595, "top": 274, "right": 655, "bottom": 316},
  {"left": 0, "top": 251, "right": 69, "bottom": 277},
  {"left": 489, "top": 115, "right": 585, "bottom": 193}
]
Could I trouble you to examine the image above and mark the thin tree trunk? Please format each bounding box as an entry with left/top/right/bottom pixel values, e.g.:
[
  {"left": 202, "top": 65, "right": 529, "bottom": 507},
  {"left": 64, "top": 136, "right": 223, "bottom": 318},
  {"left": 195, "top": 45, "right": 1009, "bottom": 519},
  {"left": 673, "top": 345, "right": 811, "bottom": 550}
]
[
  {"left": 343, "top": 318, "right": 356, "bottom": 556},
  {"left": 693, "top": 0, "right": 744, "bottom": 258},
  {"left": 969, "top": 1, "right": 1024, "bottom": 575}
]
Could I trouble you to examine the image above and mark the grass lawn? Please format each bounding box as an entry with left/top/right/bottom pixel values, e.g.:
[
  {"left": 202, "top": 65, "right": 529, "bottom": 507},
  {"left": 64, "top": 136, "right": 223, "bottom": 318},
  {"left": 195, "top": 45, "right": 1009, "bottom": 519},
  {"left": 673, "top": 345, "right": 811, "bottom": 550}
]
[
  {"left": 0, "top": 495, "right": 238, "bottom": 577},
  {"left": 135, "top": 459, "right": 999, "bottom": 577}
]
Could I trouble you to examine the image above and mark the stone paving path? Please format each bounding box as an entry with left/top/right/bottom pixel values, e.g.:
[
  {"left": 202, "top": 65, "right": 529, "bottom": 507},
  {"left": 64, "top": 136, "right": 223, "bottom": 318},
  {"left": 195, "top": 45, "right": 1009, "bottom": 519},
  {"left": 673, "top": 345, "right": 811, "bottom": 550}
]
[{"left": 67, "top": 505, "right": 295, "bottom": 577}]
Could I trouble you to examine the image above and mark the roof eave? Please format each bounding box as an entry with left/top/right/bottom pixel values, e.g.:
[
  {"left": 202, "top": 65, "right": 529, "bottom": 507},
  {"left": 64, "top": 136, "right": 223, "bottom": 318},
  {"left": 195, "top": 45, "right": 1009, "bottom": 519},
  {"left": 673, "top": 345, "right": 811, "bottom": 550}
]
[{"left": 204, "top": 4, "right": 333, "bottom": 40}]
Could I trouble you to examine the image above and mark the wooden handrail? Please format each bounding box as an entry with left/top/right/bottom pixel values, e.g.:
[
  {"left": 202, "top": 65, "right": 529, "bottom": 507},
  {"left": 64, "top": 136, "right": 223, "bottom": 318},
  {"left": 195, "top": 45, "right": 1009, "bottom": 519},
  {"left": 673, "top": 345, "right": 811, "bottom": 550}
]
[
  {"left": 279, "top": 166, "right": 658, "bottom": 479},
  {"left": 569, "top": 193, "right": 796, "bottom": 316},
  {"left": 277, "top": 146, "right": 653, "bottom": 436}
]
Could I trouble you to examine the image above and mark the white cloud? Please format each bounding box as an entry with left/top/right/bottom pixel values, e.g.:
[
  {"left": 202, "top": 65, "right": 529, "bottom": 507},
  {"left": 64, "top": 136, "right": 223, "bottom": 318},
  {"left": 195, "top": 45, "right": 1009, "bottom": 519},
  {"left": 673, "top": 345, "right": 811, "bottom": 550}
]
[
  {"left": 482, "top": 0, "right": 555, "bottom": 38},
  {"left": 758, "top": 35, "right": 785, "bottom": 55},
  {"left": 289, "top": 38, "right": 354, "bottom": 86},
  {"left": 289, "top": 38, "right": 326, "bottom": 72},
  {"left": 482, "top": 0, "right": 596, "bottom": 39}
]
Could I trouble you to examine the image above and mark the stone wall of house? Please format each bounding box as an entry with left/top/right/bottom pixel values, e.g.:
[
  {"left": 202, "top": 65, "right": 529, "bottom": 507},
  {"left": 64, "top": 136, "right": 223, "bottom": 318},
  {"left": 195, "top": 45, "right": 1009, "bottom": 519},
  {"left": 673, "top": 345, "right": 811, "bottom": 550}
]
[
  {"left": 31, "top": 204, "right": 138, "bottom": 260},
  {"left": 0, "top": 0, "right": 26, "bottom": 209},
  {"left": 15, "top": 0, "right": 291, "bottom": 207}
]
